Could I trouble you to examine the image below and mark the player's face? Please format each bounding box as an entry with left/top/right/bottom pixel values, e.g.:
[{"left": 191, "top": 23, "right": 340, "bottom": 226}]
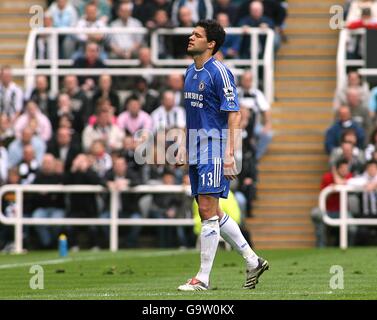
[{"left": 187, "top": 27, "right": 212, "bottom": 56}]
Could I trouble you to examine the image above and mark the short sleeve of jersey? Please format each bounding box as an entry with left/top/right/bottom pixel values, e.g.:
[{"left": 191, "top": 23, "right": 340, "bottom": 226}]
[{"left": 213, "top": 62, "right": 240, "bottom": 112}]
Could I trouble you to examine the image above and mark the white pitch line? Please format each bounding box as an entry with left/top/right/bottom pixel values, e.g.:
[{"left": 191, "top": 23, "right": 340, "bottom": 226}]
[{"left": 0, "top": 250, "right": 197, "bottom": 270}]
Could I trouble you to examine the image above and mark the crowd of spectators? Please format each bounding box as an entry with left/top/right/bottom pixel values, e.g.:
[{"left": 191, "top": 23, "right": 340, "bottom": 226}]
[
  {"left": 317, "top": 0, "right": 377, "bottom": 245},
  {"left": 39, "top": 0, "right": 287, "bottom": 62},
  {"left": 0, "top": 0, "right": 284, "bottom": 251}
]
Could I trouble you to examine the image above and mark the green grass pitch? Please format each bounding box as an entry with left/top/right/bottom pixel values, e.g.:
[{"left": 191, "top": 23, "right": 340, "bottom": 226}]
[{"left": 1, "top": 247, "right": 377, "bottom": 299}]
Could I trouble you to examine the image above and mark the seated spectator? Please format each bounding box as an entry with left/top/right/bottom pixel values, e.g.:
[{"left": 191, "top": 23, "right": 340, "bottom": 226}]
[
  {"left": 89, "top": 140, "right": 113, "bottom": 178},
  {"left": 0, "top": 143, "right": 8, "bottom": 185},
  {"left": 61, "top": 75, "right": 90, "bottom": 123},
  {"left": 149, "top": 167, "right": 187, "bottom": 248},
  {"left": 77, "top": 0, "right": 111, "bottom": 24},
  {"left": 143, "top": 0, "right": 172, "bottom": 28},
  {"left": 344, "top": 88, "right": 371, "bottom": 136},
  {"left": 74, "top": 2, "right": 107, "bottom": 58},
  {"left": 0, "top": 114, "right": 15, "bottom": 148},
  {"left": 29, "top": 75, "right": 56, "bottom": 117},
  {"left": 369, "top": 84, "right": 377, "bottom": 123},
  {"left": 334, "top": 70, "right": 370, "bottom": 111},
  {"left": 235, "top": 105, "right": 257, "bottom": 217},
  {"left": 82, "top": 106, "right": 124, "bottom": 152},
  {"left": 132, "top": 76, "right": 160, "bottom": 114},
  {"left": 117, "top": 96, "right": 153, "bottom": 136},
  {"left": 329, "top": 141, "right": 365, "bottom": 175},
  {"left": 164, "top": 73, "right": 184, "bottom": 107},
  {"left": 237, "top": 0, "right": 287, "bottom": 41},
  {"left": 311, "top": 159, "right": 354, "bottom": 247},
  {"left": 365, "top": 127, "right": 377, "bottom": 160},
  {"left": 18, "top": 144, "right": 39, "bottom": 185},
  {"left": 347, "top": 7, "right": 377, "bottom": 29},
  {"left": 64, "top": 153, "right": 106, "bottom": 249},
  {"left": 88, "top": 97, "right": 117, "bottom": 125},
  {"left": 0, "top": 167, "right": 21, "bottom": 252},
  {"left": 238, "top": 1, "right": 279, "bottom": 58},
  {"left": 31, "top": 154, "right": 65, "bottom": 249},
  {"left": 213, "top": 0, "right": 238, "bottom": 26},
  {"left": 0, "top": 65, "right": 24, "bottom": 123},
  {"left": 46, "top": 0, "right": 79, "bottom": 58},
  {"left": 347, "top": 160, "right": 377, "bottom": 233},
  {"left": 146, "top": 9, "right": 174, "bottom": 59},
  {"left": 47, "top": 127, "right": 81, "bottom": 172},
  {"left": 171, "top": 6, "right": 195, "bottom": 59},
  {"left": 91, "top": 74, "right": 120, "bottom": 115},
  {"left": 238, "top": 70, "right": 273, "bottom": 160},
  {"left": 36, "top": 13, "right": 53, "bottom": 60},
  {"left": 8, "top": 127, "right": 46, "bottom": 167},
  {"left": 120, "top": 134, "right": 148, "bottom": 183},
  {"left": 109, "top": 2, "right": 144, "bottom": 59},
  {"left": 171, "top": 0, "right": 213, "bottom": 26},
  {"left": 73, "top": 41, "right": 106, "bottom": 91},
  {"left": 50, "top": 93, "right": 85, "bottom": 134},
  {"left": 325, "top": 105, "right": 365, "bottom": 154},
  {"left": 216, "top": 12, "right": 240, "bottom": 59},
  {"left": 346, "top": 1, "right": 377, "bottom": 25},
  {"left": 151, "top": 90, "right": 186, "bottom": 133},
  {"left": 14, "top": 100, "right": 52, "bottom": 143},
  {"left": 88, "top": 98, "right": 117, "bottom": 126},
  {"left": 103, "top": 156, "right": 143, "bottom": 248}
]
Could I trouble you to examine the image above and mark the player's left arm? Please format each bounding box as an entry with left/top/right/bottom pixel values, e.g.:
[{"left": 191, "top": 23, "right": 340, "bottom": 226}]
[
  {"left": 224, "top": 110, "right": 241, "bottom": 180},
  {"left": 213, "top": 64, "right": 242, "bottom": 180}
]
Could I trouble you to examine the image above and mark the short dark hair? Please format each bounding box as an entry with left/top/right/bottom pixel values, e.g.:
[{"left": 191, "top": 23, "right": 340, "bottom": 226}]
[
  {"left": 335, "top": 158, "right": 349, "bottom": 169},
  {"left": 366, "top": 159, "right": 377, "bottom": 168},
  {"left": 195, "top": 19, "right": 225, "bottom": 55}
]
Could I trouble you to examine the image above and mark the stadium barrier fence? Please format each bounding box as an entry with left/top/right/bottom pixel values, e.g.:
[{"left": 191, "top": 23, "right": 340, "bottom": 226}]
[
  {"left": 11, "top": 26, "right": 274, "bottom": 102},
  {"left": 319, "top": 184, "right": 377, "bottom": 249},
  {"left": 0, "top": 184, "right": 192, "bottom": 254}
]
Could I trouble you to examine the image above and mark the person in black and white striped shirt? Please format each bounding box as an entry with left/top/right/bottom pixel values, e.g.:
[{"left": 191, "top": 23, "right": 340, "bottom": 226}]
[
  {"left": 0, "top": 66, "right": 24, "bottom": 123},
  {"left": 151, "top": 90, "right": 186, "bottom": 133}
]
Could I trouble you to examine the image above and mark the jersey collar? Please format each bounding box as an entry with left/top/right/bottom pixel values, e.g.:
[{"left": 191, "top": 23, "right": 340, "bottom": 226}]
[{"left": 194, "top": 56, "right": 214, "bottom": 72}]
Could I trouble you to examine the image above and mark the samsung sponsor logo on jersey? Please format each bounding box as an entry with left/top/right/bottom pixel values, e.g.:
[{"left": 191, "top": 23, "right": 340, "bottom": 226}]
[
  {"left": 184, "top": 91, "right": 204, "bottom": 108},
  {"left": 223, "top": 87, "right": 235, "bottom": 102},
  {"left": 184, "top": 92, "right": 204, "bottom": 101}
]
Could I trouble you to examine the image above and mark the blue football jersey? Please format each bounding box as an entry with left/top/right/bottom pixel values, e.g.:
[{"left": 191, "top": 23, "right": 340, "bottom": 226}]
[{"left": 184, "top": 56, "right": 240, "bottom": 164}]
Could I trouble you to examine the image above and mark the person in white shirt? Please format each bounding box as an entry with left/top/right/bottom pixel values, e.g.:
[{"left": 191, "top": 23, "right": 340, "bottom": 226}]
[
  {"left": 347, "top": 160, "right": 377, "bottom": 217},
  {"left": 0, "top": 66, "right": 24, "bottom": 123},
  {"left": 75, "top": 2, "right": 107, "bottom": 58},
  {"left": 151, "top": 90, "right": 186, "bottom": 133},
  {"left": 109, "top": 2, "right": 144, "bottom": 59},
  {"left": 0, "top": 145, "right": 8, "bottom": 185},
  {"left": 238, "top": 70, "right": 273, "bottom": 160}
]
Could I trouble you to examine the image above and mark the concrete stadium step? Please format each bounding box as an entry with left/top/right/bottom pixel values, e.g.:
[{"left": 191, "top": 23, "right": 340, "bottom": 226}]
[
  {"left": 271, "top": 123, "right": 329, "bottom": 132},
  {"left": 251, "top": 241, "right": 315, "bottom": 249},
  {"left": 0, "top": 58, "right": 24, "bottom": 66},
  {"left": 249, "top": 224, "right": 314, "bottom": 234},
  {"left": 247, "top": 216, "right": 312, "bottom": 225},
  {"left": 275, "top": 60, "right": 336, "bottom": 72},
  {"left": 278, "top": 47, "right": 336, "bottom": 56},
  {"left": 261, "top": 153, "right": 328, "bottom": 162},
  {"left": 259, "top": 161, "right": 327, "bottom": 171},
  {"left": 272, "top": 101, "right": 332, "bottom": 108},
  {"left": 251, "top": 233, "right": 316, "bottom": 242},
  {"left": 272, "top": 111, "right": 333, "bottom": 121},
  {"left": 276, "top": 91, "right": 334, "bottom": 99},
  {"left": 272, "top": 134, "right": 326, "bottom": 143}
]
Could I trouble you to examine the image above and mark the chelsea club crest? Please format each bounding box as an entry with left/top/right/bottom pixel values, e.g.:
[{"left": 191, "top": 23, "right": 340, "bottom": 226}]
[{"left": 198, "top": 81, "right": 205, "bottom": 91}]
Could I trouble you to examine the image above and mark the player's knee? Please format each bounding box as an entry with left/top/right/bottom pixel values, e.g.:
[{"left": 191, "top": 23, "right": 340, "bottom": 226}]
[{"left": 198, "top": 203, "right": 215, "bottom": 220}]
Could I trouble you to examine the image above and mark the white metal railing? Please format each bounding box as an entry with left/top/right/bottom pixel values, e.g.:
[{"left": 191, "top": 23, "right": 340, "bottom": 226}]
[
  {"left": 0, "top": 184, "right": 192, "bottom": 254},
  {"left": 337, "top": 28, "right": 365, "bottom": 91},
  {"left": 13, "top": 26, "right": 275, "bottom": 102},
  {"left": 319, "top": 184, "right": 377, "bottom": 249}
]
